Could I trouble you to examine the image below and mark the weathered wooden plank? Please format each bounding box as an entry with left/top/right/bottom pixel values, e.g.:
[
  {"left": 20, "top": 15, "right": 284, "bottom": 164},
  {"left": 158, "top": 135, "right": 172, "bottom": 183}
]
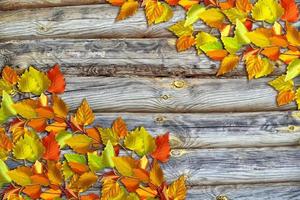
[
  {"left": 58, "top": 76, "right": 295, "bottom": 112},
  {"left": 187, "top": 182, "right": 300, "bottom": 200},
  {"left": 93, "top": 112, "right": 300, "bottom": 148},
  {"left": 0, "top": 39, "right": 285, "bottom": 77},
  {"left": 0, "top": 0, "right": 104, "bottom": 10},
  {"left": 5, "top": 147, "right": 300, "bottom": 185},
  {"left": 0, "top": 5, "right": 207, "bottom": 40}
]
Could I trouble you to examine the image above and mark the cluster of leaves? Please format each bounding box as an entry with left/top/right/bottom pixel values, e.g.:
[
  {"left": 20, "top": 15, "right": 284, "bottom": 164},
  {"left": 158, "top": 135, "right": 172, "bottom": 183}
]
[
  {"left": 108, "top": 0, "right": 300, "bottom": 107},
  {"left": 0, "top": 65, "right": 186, "bottom": 200}
]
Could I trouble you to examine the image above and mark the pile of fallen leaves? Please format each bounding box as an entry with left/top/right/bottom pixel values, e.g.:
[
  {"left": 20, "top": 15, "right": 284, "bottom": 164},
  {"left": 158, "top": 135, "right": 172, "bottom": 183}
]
[
  {"left": 108, "top": 0, "right": 300, "bottom": 107},
  {"left": 0, "top": 65, "right": 186, "bottom": 200}
]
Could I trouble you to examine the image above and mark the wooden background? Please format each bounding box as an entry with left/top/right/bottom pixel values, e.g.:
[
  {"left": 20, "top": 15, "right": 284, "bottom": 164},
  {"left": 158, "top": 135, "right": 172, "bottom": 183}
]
[{"left": 1, "top": 1, "right": 300, "bottom": 199}]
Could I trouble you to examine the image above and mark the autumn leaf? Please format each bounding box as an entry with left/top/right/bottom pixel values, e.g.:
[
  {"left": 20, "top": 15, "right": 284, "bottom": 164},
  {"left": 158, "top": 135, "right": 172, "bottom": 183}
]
[
  {"left": 75, "top": 99, "right": 95, "bottom": 126},
  {"left": 236, "top": 0, "right": 252, "bottom": 13},
  {"left": 70, "top": 171, "right": 98, "bottom": 192},
  {"left": 285, "top": 59, "right": 300, "bottom": 81},
  {"left": 99, "top": 127, "right": 119, "bottom": 145},
  {"left": 151, "top": 133, "right": 171, "bottom": 162},
  {"left": 113, "top": 156, "right": 139, "bottom": 176},
  {"left": 251, "top": 0, "right": 284, "bottom": 23},
  {"left": 0, "top": 159, "right": 11, "bottom": 187},
  {"left": 23, "top": 185, "right": 41, "bottom": 199},
  {"left": 184, "top": 4, "right": 205, "bottom": 26},
  {"left": 149, "top": 159, "right": 164, "bottom": 186},
  {"left": 280, "top": 0, "right": 299, "bottom": 22},
  {"left": 42, "top": 132, "right": 60, "bottom": 161},
  {"left": 112, "top": 117, "right": 128, "bottom": 138},
  {"left": 176, "top": 35, "right": 196, "bottom": 52},
  {"left": 168, "top": 20, "right": 193, "bottom": 37},
  {"left": 47, "top": 64, "right": 66, "bottom": 94},
  {"left": 206, "top": 49, "right": 228, "bottom": 61},
  {"left": 7, "top": 166, "right": 32, "bottom": 186},
  {"left": 246, "top": 29, "right": 271, "bottom": 47},
  {"left": 196, "top": 32, "right": 223, "bottom": 54},
  {"left": 18, "top": 66, "right": 50, "bottom": 95},
  {"left": 217, "top": 54, "right": 240, "bottom": 76},
  {"left": 144, "top": 0, "right": 172, "bottom": 25},
  {"left": 199, "top": 8, "right": 225, "bottom": 29},
  {"left": 167, "top": 175, "right": 187, "bottom": 200},
  {"left": 121, "top": 177, "right": 140, "bottom": 192},
  {"left": 286, "top": 23, "right": 300, "bottom": 47},
  {"left": 277, "top": 89, "right": 295, "bottom": 106},
  {"left": 221, "top": 36, "right": 241, "bottom": 54},
  {"left": 261, "top": 46, "right": 280, "bottom": 61},
  {"left": 223, "top": 8, "right": 247, "bottom": 24},
  {"left": 52, "top": 94, "right": 69, "bottom": 119},
  {"left": 245, "top": 55, "right": 273, "bottom": 79},
  {"left": 101, "top": 179, "right": 125, "bottom": 200},
  {"left": 47, "top": 161, "right": 63, "bottom": 185},
  {"left": 124, "top": 127, "right": 156, "bottom": 156},
  {"left": 116, "top": 0, "right": 139, "bottom": 20},
  {"left": 13, "top": 99, "right": 38, "bottom": 119},
  {"left": 0, "top": 91, "right": 16, "bottom": 123},
  {"left": 2, "top": 66, "right": 19, "bottom": 85},
  {"left": 65, "top": 134, "right": 93, "bottom": 154}
]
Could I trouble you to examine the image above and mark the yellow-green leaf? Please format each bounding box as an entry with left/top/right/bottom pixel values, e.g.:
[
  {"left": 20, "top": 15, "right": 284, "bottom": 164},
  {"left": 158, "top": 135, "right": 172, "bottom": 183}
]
[
  {"left": 199, "top": 8, "right": 225, "bottom": 28},
  {"left": 0, "top": 80, "right": 14, "bottom": 95},
  {"left": 221, "top": 36, "right": 241, "bottom": 54},
  {"left": 98, "top": 127, "right": 119, "bottom": 145},
  {"left": 235, "top": 19, "right": 250, "bottom": 45},
  {"left": 251, "top": 0, "right": 284, "bottom": 23},
  {"left": 223, "top": 8, "right": 247, "bottom": 24},
  {"left": 155, "top": 2, "right": 173, "bottom": 24},
  {"left": 0, "top": 91, "right": 16, "bottom": 123},
  {"left": 184, "top": 4, "right": 205, "bottom": 26},
  {"left": 269, "top": 75, "right": 294, "bottom": 91},
  {"left": 0, "top": 159, "right": 11, "bottom": 187},
  {"left": 18, "top": 66, "right": 50, "bottom": 95},
  {"left": 168, "top": 21, "right": 193, "bottom": 37},
  {"left": 285, "top": 59, "right": 300, "bottom": 81},
  {"left": 124, "top": 127, "right": 156, "bottom": 156}
]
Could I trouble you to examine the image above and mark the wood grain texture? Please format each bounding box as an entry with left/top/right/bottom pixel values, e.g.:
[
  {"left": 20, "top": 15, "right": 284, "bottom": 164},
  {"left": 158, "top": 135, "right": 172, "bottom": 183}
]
[
  {"left": 0, "top": 0, "right": 104, "bottom": 10},
  {"left": 0, "top": 39, "right": 285, "bottom": 77},
  {"left": 57, "top": 76, "right": 295, "bottom": 112},
  {"left": 0, "top": 5, "right": 207, "bottom": 40},
  {"left": 5, "top": 147, "right": 300, "bottom": 185},
  {"left": 93, "top": 112, "right": 300, "bottom": 148},
  {"left": 187, "top": 182, "right": 300, "bottom": 200}
]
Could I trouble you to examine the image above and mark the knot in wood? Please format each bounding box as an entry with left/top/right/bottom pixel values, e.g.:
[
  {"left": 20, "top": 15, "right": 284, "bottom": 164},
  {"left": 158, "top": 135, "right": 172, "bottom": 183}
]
[
  {"left": 160, "top": 94, "right": 171, "bottom": 100},
  {"left": 170, "top": 149, "right": 184, "bottom": 157},
  {"left": 155, "top": 116, "right": 165, "bottom": 123},
  {"left": 216, "top": 195, "right": 229, "bottom": 200},
  {"left": 288, "top": 125, "right": 295, "bottom": 131},
  {"left": 173, "top": 80, "right": 186, "bottom": 89}
]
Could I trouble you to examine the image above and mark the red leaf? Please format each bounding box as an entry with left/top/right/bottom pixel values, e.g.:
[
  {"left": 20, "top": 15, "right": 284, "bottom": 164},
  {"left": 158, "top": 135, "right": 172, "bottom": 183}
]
[
  {"left": 151, "top": 133, "right": 170, "bottom": 162},
  {"left": 47, "top": 64, "right": 66, "bottom": 94},
  {"left": 42, "top": 132, "right": 60, "bottom": 161},
  {"left": 281, "top": 0, "right": 299, "bottom": 22}
]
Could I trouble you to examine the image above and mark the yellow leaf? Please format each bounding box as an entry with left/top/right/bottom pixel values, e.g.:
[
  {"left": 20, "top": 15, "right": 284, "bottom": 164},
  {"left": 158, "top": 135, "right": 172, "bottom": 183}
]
[
  {"left": 13, "top": 133, "right": 45, "bottom": 162},
  {"left": 285, "top": 59, "right": 300, "bottom": 81},
  {"left": 168, "top": 20, "right": 193, "bottom": 37},
  {"left": 268, "top": 75, "right": 294, "bottom": 91},
  {"left": 223, "top": 8, "right": 247, "bottom": 24},
  {"left": 47, "top": 161, "right": 63, "bottom": 186},
  {"left": 279, "top": 50, "right": 300, "bottom": 64},
  {"left": 112, "top": 156, "right": 138, "bottom": 176},
  {"left": 13, "top": 99, "right": 38, "bottom": 119},
  {"left": 149, "top": 159, "right": 164, "bottom": 186},
  {"left": 273, "top": 21, "right": 282, "bottom": 35},
  {"left": 176, "top": 35, "right": 196, "bottom": 52},
  {"left": 167, "top": 175, "right": 187, "bottom": 200},
  {"left": 70, "top": 171, "right": 98, "bottom": 192},
  {"left": 75, "top": 98, "right": 94, "bottom": 126},
  {"left": 52, "top": 94, "right": 68, "bottom": 119},
  {"left": 184, "top": 4, "right": 205, "bottom": 26},
  {"left": 0, "top": 79, "right": 14, "bottom": 95},
  {"left": 40, "top": 189, "right": 61, "bottom": 200},
  {"left": 246, "top": 29, "right": 271, "bottom": 47},
  {"left": 254, "top": 58, "right": 274, "bottom": 79},
  {"left": 101, "top": 179, "right": 125, "bottom": 200},
  {"left": 144, "top": 0, "right": 164, "bottom": 25},
  {"left": 221, "top": 36, "right": 241, "bottom": 54},
  {"left": 244, "top": 55, "right": 264, "bottom": 79},
  {"left": 155, "top": 2, "right": 173, "bottom": 24},
  {"left": 65, "top": 134, "right": 92, "bottom": 154},
  {"left": 217, "top": 55, "right": 239, "bottom": 76},
  {"left": 116, "top": 0, "right": 139, "bottom": 20},
  {"left": 124, "top": 127, "right": 156, "bottom": 156},
  {"left": 7, "top": 166, "right": 32, "bottom": 186},
  {"left": 235, "top": 19, "right": 250, "bottom": 45},
  {"left": 18, "top": 66, "right": 50, "bottom": 95},
  {"left": 251, "top": 0, "right": 283, "bottom": 23},
  {"left": 99, "top": 127, "right": 119, "bottom": 145},
  {"left": 286, "top": 23, "right": 300, "bottom": 46},
  {"left": 295, "top": 88, "right": 300, "bottom": 109},
  {"left": 199, "top": 8, "right": 225, "bottom": 28}
]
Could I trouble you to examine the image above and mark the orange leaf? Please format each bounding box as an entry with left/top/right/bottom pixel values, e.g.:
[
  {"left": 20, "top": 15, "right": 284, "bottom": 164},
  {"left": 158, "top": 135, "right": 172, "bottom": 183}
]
[
  {"left": 236, "top": 0, "right": 252, "bottom": 13},
  {"left": 52, "top": 94, "right": 69, "bottom": 120},
  {"left": 23, "top": 185, "right": 41, "bottom": 199},
  {"left": 144, "top": 0, "right": 164, "bottom": 25},
  {"left": 270, "top": 35, "right": 288, "bottom": 47},
  {"left": 107, "top": 0, "right": 125, "bottom": 6},
  {"left": 36, "top": 107, "right": 54, "bottom": 119},
  {"left": 261, "top": 46, "right": 280, "bottom": 61},
  {"left": 75, "top": 99, "right": 95, "bottom": 126},
  {"left": 47, "top": 64, "right": 66, "bottom": 94},
  {"left": 277, "top": 90, "right": 295, "bottom": 106},
  {"left": 151, "top": 133, "right": 171, "bottom": 162},
  {"left": 80, "top": 193, "right": 100, "bottom": 200},
  {"left": 45, "top": 122, "right": 67, "bottom": 133},
  {"left": 40, "top": 189, "right": 61, "bottom": 200},
  {"left": 206, "top": 49, "right": 228, "bottom": 61},
  {"left": 27, "top": 118, "right": 47, "bottom": 132},
  {"left": 116, "top": 0, "right": 139, "bottom": 20},
  {"left": 136, "top": 186, "right": 157, "bottom": 198},
  {"left": 86, "top": 127, "right": 101, "bottom": 145},
  {"left": 219, "top": 0, "right": 235, "bottom": 10},
  {"left": 47, "top": 161, "right": 63, "bottom": 186},
  {"left": 68, "top": 162, "right": 89, "bottom": 174},
  {"left": 281, "top": 0, "right": 299, "bottom": 22},
  {"left": 112, "top": 117, "right": 128, "bottom": 138},
  {"left": 42, "top": 132, "right": 60, "bottom": 161},
  {"left": 30, "top": 174, "right": 50, "bottom": 186},
  {"left": 176, "top": 35, "right": 196, "bottom": 52},
  {"left": 2, "top": 66, "right": 19, "bottom": 85},
  {"left": 217, "top": 54, "right": 239, "bottom": 76},
  {"left": 150, "top": 159, "right": 164, "bottom": 187},
  {"left": 165, "top": 0, "right": 180, "bottom": 6},
  {"left": 0, "top": 128, "right": 13, "bottom": 150},
  {"left": 121, "top": 177, "right": 140, "bottom": 192},
  {"left": 133, "top": 168, "right": 150, "bottom": 182}
]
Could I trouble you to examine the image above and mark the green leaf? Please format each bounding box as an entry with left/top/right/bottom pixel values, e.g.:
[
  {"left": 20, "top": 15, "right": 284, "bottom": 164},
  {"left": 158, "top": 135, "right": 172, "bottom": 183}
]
[
  {"left": 235, "top": 19, "right": 250, "bottom": 45},
  {"left": 0, "top": 159, "right": 11, "bottom": 187},
  {"left": 124, "top": 127, "right": 156, "bottom": 156},
  {"left": 88, "top": 140, "right": 115, "bottom": 171},
  {"left": 221, "top": 36, "right": 241, "bottom": 54},
  {"left": 55, "top": 131, "right": 73, "bottom": 148},
  {"left": 184, "top": 5, "right": 205, "bottom": 26},
  {"left": 285, "top": 59, "right": 300, "bottom": 81},
  {"left": 0, "top": 91, "right": 16, "bottom": 124},
  {"left": 64, "top": 153, "right": 86, "bottom": 164}
]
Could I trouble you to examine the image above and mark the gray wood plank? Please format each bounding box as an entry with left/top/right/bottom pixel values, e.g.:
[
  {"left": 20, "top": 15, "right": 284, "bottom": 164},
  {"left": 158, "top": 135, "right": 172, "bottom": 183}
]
[
  {"left": 0, "top": 39, "right": 285, "bottom": 77},
  {"left": 0, "top": 0, "right": 104, "bottom": 10},
  {"left": 5, "top": 147, "right": 300, "bottom": 185},
  {"left": 187, "top": 183, "right": 300, "bottom": 200},
  {"left": 58, "top": 76, "right": 295, "bottom": 112},
  {"left": 93, "top": 112, "right": 300, "bottom": 148},
  {"left": 0, "top": 5, "right": 207, "bottom": 40}
]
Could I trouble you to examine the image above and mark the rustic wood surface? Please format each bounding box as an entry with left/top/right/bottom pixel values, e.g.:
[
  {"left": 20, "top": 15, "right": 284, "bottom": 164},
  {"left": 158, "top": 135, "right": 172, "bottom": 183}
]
[
  {"left": 92, "top": 112, "right": 300, "bottom": 148},
  {"left": 57, "top": 77, "right": 295, "bottom": 112},
  {"left": 1, "top": 1, "right": 300, "bottom": 199},
  {"left": 0, "top": 39, "right": 286, "bottom": 77}
]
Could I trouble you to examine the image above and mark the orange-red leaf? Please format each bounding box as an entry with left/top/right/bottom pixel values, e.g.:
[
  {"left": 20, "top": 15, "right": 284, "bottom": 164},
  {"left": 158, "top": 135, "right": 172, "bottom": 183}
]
[
  {"left": 2, "top": 66, "right": 19, "bottom": 85},
  {"left": 261, "top": 46, "right": 280, "bottom": 61},
  {"left": 121, "top": 177, "right": 140, "bottom": 192},
  {"left": 107, "top": 0, "right": 125, "bottom": 6},
  {"left": 281, "top": 0, "right": 299, "bottom": 22},
  {"left": 42, "top": 132, "right": 60, "bottom": 161},
  {"left": 23, "top": 185, "right": 41, "bottom": 199},
  {"left": 206, "top": 50, "right": 228, "bottom": 61},
  {"left": 47, "top": 64, "right": 66, "bottom": 94},
  {"left": 151, "top": 133, "right": 170, "bottom": 162}
]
